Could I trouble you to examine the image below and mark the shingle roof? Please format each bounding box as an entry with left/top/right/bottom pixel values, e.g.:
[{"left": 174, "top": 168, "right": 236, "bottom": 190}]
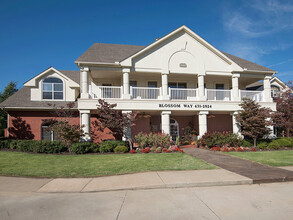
[
  {"left": 221, "top": 52, "right": 275, "bottom": 72},
  {"left": 75, "top": 43, "right": 145, "bottom": 63},
  {"left": 76, "top": 43, "right": 275, "bottom": 72},
  {"left": 59, "top": 70, "right": 80, "bottom": 84},
  {"left": 0, "top": 87, "right": 77, "bottom": 109}
]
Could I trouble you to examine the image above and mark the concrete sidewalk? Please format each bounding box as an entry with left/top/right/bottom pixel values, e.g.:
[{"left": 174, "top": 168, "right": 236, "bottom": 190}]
[{"left": 0, "top": 169, "right": 252, "bottom": 193}]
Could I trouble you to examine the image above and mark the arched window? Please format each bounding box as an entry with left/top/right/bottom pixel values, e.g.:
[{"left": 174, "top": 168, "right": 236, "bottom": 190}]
[{"left": 43, "top": 77, "right": 63, "bottom": 100}]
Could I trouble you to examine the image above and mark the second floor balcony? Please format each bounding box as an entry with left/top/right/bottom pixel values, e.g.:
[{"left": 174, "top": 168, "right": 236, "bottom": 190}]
[{"left": 89, "top": 85, "right": 265, "bottom": 102}]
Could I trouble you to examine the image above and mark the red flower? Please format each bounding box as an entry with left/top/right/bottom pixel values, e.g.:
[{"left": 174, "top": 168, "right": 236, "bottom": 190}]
[{"left": 129, "top": 149, "right": 136, "bottom": 154}]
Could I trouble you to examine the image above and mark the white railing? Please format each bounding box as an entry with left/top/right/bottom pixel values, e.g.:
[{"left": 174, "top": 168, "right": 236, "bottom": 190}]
[
  {"left": 169, "top": 88, "right": 197, "bottom": 100},
  {"left": 240, "top": 90, "right": 263, "bottom": 102},
  {"left": 206, "top": 89, "right": 231, "bottom": 101},
  {"left": 131, "top": 87, "right": 161, "bottom": 99},
  {"left": 90, "top": 86, "right": 122, "bottom": 99}
]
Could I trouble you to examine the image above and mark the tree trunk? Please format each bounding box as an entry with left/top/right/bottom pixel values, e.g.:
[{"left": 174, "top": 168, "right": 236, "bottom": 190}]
[
  {"left": 253, "top": 138, "right": 257, "bottom": 148},
  {"left": 287, "top": 128, "right": 290, "bottom": 138}
]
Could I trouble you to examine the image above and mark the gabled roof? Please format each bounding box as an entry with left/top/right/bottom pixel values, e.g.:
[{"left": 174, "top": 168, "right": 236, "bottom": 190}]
[
  {"left": 75, "top": 43, "right": 145, "bottom": 64},
  {"left": 75, "top": 26, "right": 275, "bottom": 73},
  {"left": 24, "top": 67, "right": 80, "bottom": 88}
]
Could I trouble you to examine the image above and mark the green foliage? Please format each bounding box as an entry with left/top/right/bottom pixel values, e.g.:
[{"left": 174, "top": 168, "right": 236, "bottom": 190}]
[
  {"left": 70, "top": 142, "right": 99, "bottom": 154},
  {"left": 242, "top": 140, "right": 252, "bottom": 148},
  {"left": 199, "top": 131, "right": 243, "bottom": 148},
  {"left": 0, "top": 140, "right": 67, "bottom": 153},
  {"left": 236, "top": 98, "right": 272, "bottom": 147},
  {"left": 268, "top": 141, "right": 281, "bottom": 150},
  {"left": 276, "top": 138, "right": 292, "bottom": 147},
  {"left": 0, "top": 81, "right": 18, "bottom": 137},
  {"left": 114, "top": 145, "right": 129, "bottom": 153},
  {"left": 134, "top": 132, "right": 172, "bottom": 148},
  {"left": 99, "top": 140, "right": 127, "bottom": 153},
  {"left": 257, "top": 142, "right": 268, "bottom": 150}
]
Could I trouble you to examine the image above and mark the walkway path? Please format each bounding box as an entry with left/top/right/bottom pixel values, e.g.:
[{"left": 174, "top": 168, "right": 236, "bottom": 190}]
[{"left": 184, "top": 148, "right": 293, "bottom": 183}]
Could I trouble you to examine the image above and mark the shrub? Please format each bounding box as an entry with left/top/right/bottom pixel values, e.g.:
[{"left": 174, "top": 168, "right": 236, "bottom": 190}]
[
  {"left": 134, "top": 132, "right": 172, "bottom": 149},
  {"left": 276, "top": 138, "right": 292, "bottom": 147},
  {"left": 114, "top": 145, "right": 129, "bottom": 153},
  {"left": 268, "top": 141, "right": 281, "bottom": 150},
  {"left": 129, "top": 149, "right": 136, "bottom": 154},
  {"left": 242, "top": 140, "right": 252, "bottom": 148},
  {"left": 257, "top": 142, "right": 268, "bottom": 150},
  {"left": 0, "top": 140, "right": 10, "bottom": 149},
  {"left": 99, "top": 140, "right": 127, "bottom": 153},
  {"left": 199, "top": 131, "right": 243, "bottom": 148},
  {"left": 71, "top": 142, "right": 99, "bottom": 154}
]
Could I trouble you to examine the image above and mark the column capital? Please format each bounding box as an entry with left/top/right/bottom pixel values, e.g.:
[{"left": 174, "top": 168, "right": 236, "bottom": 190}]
[
  {"left": 122, "top": 110, "right": 132, "bottom": 114},
  {"left": 230, "top": 111, "right": 238, "bottom": 116},
  {"left": 80, "top": 66, "right": 89, "bottom": 72},
  {"left": 122, "top": 68, "right": 131, "bottom": 73},
  {"left": 79, "top": 110, "right": 91, "bottom": 114},
  {"left": 264, "top": 75, "right": 272, "bottom": 80},
  {"left": 161, "top": 70, "right": 169, "bottom": 75},
  {"left": 161, "top": 111, "right": 171, "bottom": 115},
  {"left": 198, "top": 111, "right": 209, "bottom": 115},
  {"left": 232, "top": 73, "right": 240, "bottom": 78}
]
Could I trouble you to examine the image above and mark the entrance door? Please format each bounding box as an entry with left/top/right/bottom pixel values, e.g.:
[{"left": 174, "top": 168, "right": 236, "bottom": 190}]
[{"left": 170, "top": 118, "right": 179, "bottom": 142}]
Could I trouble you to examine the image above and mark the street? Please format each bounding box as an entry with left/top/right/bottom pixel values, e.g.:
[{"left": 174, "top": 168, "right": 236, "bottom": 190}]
[{"left": 0, "top": 182, "right": 293, "bottom": 220}]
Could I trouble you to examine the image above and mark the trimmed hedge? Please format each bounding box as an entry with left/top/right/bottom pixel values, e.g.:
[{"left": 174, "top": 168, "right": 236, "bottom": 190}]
[
  {"left": 99, "top": 140, "right": 127, "bottom": 153},
  {"left": 0, "top": 140, "right": 67, "bottom": 153},
  {"left": 114, "top": 145, "right": 129, "bottom": 153},
  {"left": 70, "top": 142, "right": 99, "bottom": 154},
  {"left": 257, "top": 138, "right": 293, "bottom": 150}
]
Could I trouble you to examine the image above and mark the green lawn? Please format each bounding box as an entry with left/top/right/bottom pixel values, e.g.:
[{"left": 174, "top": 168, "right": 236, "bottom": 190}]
[
  {"left": 0, "top": 151, "right": 216, "bottom": 178},
  {"left": 227, "top": 150, "right": 293, "bottom": 167}
]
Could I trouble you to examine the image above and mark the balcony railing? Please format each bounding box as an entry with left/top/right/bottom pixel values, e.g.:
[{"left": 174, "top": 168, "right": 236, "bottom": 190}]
[
  {"left": 131, "top": 87, "right": 161, "bottom": 100},
  {"left": 240, "top": 90, "right": 263, "bottom": 102},
  {"left": 89, "top": 85, "right": 266, "bottom": 102},
  {"left": 169, "top": 88, "right": 197, "bottom": 100},
  {"left": 206, "top": 89, "right": 231, "bottom": 101},
  {"left": 90, "top": 86, "right": 122, "bottom": 99}
]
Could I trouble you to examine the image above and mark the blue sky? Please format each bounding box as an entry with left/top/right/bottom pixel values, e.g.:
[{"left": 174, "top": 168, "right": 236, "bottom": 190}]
[{"left": 0, "top": 0, "right": 292, "bottom": 90}]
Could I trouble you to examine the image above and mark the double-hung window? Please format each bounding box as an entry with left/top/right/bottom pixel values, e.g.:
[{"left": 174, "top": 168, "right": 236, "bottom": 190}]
[{"left": 43, "top": 77, "right": 63, "bottom": 100}]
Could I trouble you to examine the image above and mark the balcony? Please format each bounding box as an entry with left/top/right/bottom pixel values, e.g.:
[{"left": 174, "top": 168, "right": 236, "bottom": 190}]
[{"left": 89, "top": 85, "right": 264, "bottom": 102}]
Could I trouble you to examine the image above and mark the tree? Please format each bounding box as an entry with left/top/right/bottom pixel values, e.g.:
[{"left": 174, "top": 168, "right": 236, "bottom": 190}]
[
  {"left": 92, "top": 99, "right": 137, "bottom": 141},
  {"left": 272, "top": 81, "right": 293, "bottom": 137},
  {"left": 0, "top": 82, "right": 18, "bottom": 137},
  {"left": 236, "top": 98, "right": 273, "bottom": 147},
  {"left": 42, "top": 102, "right": 84, "bottom": 152}
]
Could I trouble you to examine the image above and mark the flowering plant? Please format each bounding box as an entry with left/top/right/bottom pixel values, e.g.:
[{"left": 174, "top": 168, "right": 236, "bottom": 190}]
[{"left": 129, "top": 149, "right": 136, "bottom": 154}]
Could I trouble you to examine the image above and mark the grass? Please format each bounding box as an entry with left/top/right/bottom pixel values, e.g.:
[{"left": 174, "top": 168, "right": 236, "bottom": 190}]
[
  {"left": 227, "top": 150, "right": 293, "bottom": 167},
  {"left": 0, "top": 151, "right": 216, "bottom": 178}
]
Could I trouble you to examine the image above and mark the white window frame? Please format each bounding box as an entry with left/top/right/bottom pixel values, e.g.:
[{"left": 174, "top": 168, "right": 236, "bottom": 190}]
[{"left": 42, "top": 77, "right": 64, "bottom": 101}]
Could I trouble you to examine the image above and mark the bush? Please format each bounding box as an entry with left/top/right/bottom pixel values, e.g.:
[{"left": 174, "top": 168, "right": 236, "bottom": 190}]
[
  {"left": 276, "top": 138, "right": 292, "bottom": 147},
  {"left": 99, "top": 140, "right": 127, "bottom": 153},
  {"left": 134, "top": 132, "right": 172, "bottom": 148},
  {"left": 257, "top": 142, "right": 268, "bottom": 150},
  {"left": 242, "top": 140, "right": 252, "bottom": 148},
  {"left": 199, "top": 131, "right": 243, "bottom": 148},
  {"left": 71, "top": 142, "right": 99, "bottom": 154},
  {"left": 114, "top": 145, "right": 129, "bottom": 153},
  {"left": 0, "top": 140, "right": 10, "bottom": 149},
  {"left": 268, "top": 140, "right": 281, "bottom": 150},
  {"left": 0, "top": 140, "right": 67, "bottom": 153}
]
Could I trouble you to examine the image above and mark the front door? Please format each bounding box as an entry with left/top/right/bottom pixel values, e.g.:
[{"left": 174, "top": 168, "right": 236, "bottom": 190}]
[{"left": 170, "top": 118, "right": 179, "bottom": 142}]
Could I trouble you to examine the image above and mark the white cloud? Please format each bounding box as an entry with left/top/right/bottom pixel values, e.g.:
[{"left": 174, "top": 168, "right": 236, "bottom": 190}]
[
  {"left": 223, "top": 0, "right": 293, "bottom": 38},
  {"left": 267, "top": 59, "right": 293, "bottom": 68}
]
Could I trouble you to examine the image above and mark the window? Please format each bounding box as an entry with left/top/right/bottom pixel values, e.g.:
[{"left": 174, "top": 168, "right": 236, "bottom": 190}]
[
  {"left": 43, "top": 77, "right": 63, "bottom": 100},
  {"left": 41, "top": 125, "right": 59, "bottom": 141},
  {"left": 168, "top": 82, "right": 187, "bottom": 88}
]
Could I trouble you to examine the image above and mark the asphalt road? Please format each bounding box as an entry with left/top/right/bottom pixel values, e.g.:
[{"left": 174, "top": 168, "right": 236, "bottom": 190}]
[{"left": 0, "top": 182, "right": 293, "bottom": 220}]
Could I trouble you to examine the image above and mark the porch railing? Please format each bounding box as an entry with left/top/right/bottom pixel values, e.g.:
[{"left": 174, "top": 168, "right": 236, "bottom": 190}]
[
  {"left": 90, "top": 86, "right": 122, "bottom": 99},
  {"left": 169, "top": 88, "right": 197, "bottom": 100},
  {"left": 206, "top": 89, "right": 231, "bottom": 101},
  {"left": 131, "top": 87, "right": 161, "bottom": 99},
  {"left": 240, "top": 90, "right": 264, "bottom": 102}
]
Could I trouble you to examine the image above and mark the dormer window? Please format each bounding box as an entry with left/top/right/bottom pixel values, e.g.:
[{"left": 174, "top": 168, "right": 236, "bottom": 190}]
[{"left": 43, "top": 77, "right": 63, "bottom": 100}]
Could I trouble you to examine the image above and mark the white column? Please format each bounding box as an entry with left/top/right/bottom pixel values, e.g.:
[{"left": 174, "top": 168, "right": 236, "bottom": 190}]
[
  {"left": 122, "top": 110, "right": 132, "bottom": 141},
  {"left": 80, "top": 67, "right": 89, "bottom": 99},
  {"left": 80, "top": 110, "right": 91, "bottom": 141},
  {"left": 231, "top": 112, "right": 241, "bottom": 136},
  {"left": 263, "top": 76, "right": 273, "bottom": 102},
  {"left": 161, "top": 72, "right": 170, "bottom": 100},
  {"left": 122, "top": 68, "right": 131, "bottom": 99},
  {"left": 198, "top": 111, "right": 208, "bottom": 138},
  {"left": 232, "top": 73, "right": 240, "bottom": 101},
  {"left": 198, "top": 73, "right": 206, "bottom": 101},
  {"left": 161, "top": 111, "right": 171, "bottom": 135}
]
